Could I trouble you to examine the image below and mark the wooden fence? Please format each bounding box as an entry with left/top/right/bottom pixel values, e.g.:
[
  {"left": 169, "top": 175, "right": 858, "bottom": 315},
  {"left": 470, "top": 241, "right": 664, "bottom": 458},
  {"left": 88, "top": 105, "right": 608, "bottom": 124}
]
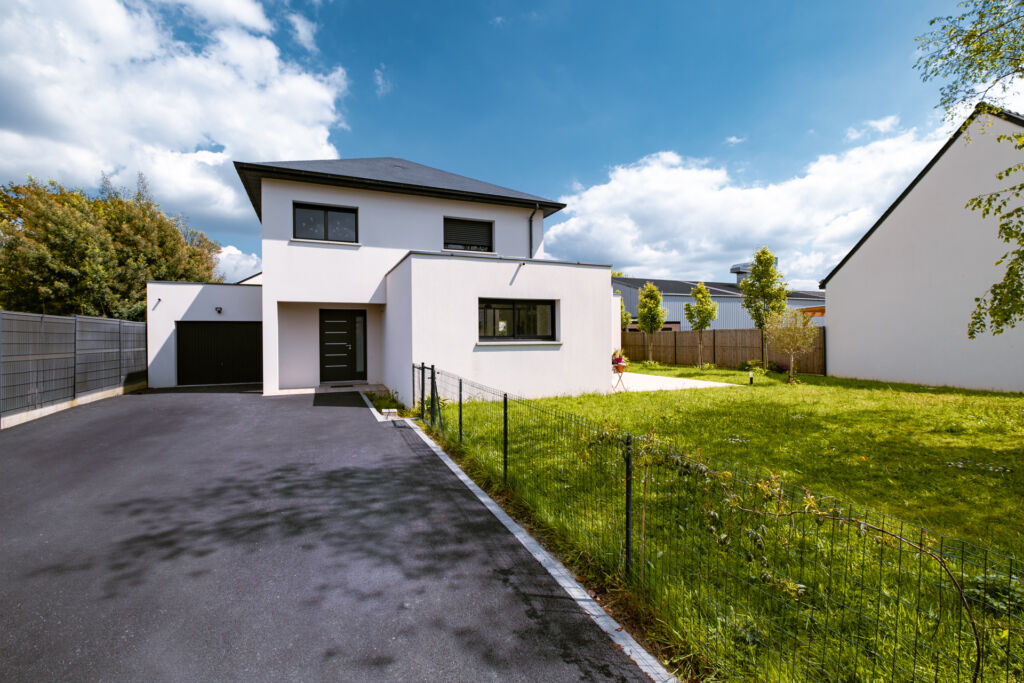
[{"left": 620, "top": 327, "right": 826, "bottom": 375}]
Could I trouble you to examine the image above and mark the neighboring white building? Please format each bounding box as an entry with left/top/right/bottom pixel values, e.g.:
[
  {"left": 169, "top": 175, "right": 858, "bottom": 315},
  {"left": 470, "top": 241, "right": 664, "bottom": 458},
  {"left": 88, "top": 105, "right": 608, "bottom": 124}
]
[
  {"left": 613, "top": 277, "right": 825, "bottom": 331},
  {"left": 147, "top": 158, "right": 618, "bottom": 403},
  {"left": 820, "top": 106, "right": 1024, "bottom": 392}
]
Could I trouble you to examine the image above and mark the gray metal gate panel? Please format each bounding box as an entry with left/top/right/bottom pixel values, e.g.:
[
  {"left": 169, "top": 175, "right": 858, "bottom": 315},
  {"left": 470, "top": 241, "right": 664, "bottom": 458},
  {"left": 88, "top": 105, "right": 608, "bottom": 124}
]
[
  {"left": 74, "top": 316, "right": 121, "bottom": 395},
  {"left": 0, "top": 312, "right": 76, "bottom": 415}
]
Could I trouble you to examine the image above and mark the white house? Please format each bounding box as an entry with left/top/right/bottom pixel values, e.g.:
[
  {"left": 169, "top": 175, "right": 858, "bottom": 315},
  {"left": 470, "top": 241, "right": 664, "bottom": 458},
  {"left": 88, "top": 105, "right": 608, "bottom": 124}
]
[
  {"left": 820, "top": 105, "right": 1024, "bottom": 392},
  {"left": 147, "top": 158, "right": 620, "bottom": 404}
]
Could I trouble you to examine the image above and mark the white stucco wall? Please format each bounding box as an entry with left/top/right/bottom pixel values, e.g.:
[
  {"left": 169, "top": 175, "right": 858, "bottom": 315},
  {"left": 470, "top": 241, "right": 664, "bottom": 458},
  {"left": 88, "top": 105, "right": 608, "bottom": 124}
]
[
  {"left": 276, "top": 302, "right": 384, "bottom": 390},
  {"left": 259, "top": 178, "right": 545, "bottom": 393},
  {"left": 146, "top": 282, "right": 263, "bottom": 388},
  {"left": 825, "top": 113, "right": 1024, "bottom": 392},
  {"left": 386, "top": 253, "right": 615, "bottom": 404},
  {"left": 383, "top": 257, "right": 414, "bottom": 402}
]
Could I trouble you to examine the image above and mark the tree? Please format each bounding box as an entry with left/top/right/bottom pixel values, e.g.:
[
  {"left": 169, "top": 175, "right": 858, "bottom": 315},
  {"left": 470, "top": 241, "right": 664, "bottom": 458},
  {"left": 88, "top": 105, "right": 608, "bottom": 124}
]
[
  {"left": 616, "top": 290, "right": 632, "bottom": 330},
  {"left": 636, "top": 281, "right": 667, "bottom": 361},
  {"left": 0, "top": 176, "right": 221, "bottom": 320},
  {"left": 915, "top": 1, "right": 1024, "bottom": 336},
  {"left": 739, "top": 247, "right": 788, "bottom": 365},
  {"left": 683, "top": 281, "right": 717, "bottom": 366},
  {"left": 764, "top": 307, "right": 819, "bottom": 383}
]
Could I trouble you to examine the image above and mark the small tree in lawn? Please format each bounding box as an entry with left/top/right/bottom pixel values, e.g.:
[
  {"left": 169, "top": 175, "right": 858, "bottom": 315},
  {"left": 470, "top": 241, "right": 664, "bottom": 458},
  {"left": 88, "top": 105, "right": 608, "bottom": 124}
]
[
  {"left": 739, "top": 246, "right": 788, "bottom": 366},
  {"left": 636, "top": 281, "right": 667, "bottom": 361},
  {"left": 684, "top": 282, "right": 717, "bottom": 366},
  {"left": 617, "top": 291, "right": 632, "bottom": 330},
  {"left": 764, "top": 307, "right": 818, "bottom": 383}
]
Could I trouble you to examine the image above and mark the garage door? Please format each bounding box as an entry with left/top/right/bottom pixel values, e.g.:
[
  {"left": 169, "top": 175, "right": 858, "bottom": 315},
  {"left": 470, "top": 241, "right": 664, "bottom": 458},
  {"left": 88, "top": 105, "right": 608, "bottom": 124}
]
[{"left": 176, "top": 321, "right": 262, "bottom": 386}]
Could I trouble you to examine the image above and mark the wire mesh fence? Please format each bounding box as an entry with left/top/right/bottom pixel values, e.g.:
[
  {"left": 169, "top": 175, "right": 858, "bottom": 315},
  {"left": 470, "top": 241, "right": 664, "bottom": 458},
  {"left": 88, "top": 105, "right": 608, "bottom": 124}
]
[
  {"left": 1, "top": 311, "right": 147, "bottom": 417},
  {"left": 412, "top": 362, "right": 1023, "bottom": 681}
]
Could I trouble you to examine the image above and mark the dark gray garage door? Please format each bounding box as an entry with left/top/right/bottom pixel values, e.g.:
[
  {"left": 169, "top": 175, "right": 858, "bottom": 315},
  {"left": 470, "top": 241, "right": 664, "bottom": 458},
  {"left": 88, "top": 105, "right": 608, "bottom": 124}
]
[{"left": 176, "top": 321, "right": 262, "bottom": 386}]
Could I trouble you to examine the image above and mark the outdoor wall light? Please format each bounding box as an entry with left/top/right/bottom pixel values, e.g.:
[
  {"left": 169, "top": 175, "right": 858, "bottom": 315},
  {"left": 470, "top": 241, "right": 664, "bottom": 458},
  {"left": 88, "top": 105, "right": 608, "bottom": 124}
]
[{"left": 215, "top": 306, "right": 223, "bottom": 314}]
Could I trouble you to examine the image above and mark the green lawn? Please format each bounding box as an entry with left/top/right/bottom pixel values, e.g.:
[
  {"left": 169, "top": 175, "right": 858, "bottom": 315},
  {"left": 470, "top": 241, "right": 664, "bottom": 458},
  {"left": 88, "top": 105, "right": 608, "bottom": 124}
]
[
  {"left": 536, "top": 364, "right": 1024, "bottom": 556},
  {"left": 422, "top": 365, "right": 1024, "bottom": 679}
]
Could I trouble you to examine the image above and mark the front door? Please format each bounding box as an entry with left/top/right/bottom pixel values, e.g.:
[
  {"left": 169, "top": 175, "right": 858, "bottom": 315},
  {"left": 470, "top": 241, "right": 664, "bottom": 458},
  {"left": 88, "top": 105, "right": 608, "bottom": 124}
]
[{"left": 319, "top": 309, "right": 366, "bottom": 383}]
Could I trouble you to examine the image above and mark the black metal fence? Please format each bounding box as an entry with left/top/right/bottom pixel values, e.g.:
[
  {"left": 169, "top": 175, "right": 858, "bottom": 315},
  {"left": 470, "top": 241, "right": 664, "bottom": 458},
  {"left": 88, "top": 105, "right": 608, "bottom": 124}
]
[
  {"left": 0, "top": 311, "right": 147, "bottom": 418},
  {"left": 412, "top": 363, "right": 1023, "bottom": 681}
]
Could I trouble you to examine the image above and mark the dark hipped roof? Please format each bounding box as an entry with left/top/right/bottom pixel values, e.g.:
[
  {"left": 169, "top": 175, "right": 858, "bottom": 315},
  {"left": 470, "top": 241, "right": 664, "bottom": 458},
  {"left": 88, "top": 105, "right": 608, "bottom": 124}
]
[
  {"left": 612, "top": 276, "right": 824, "bottom": 301},
  {"left": 234, "top": 157, "right": 566, "bottom": 220},
  {"left": 819, "top": 103, "right": 1024, "bottom": 288}
]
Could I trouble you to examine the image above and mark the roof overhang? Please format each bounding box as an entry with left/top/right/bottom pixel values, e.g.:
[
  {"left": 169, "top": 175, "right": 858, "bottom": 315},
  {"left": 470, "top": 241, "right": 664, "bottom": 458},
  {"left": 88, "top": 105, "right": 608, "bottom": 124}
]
[{"left": 234, "top": 161, "right": 566, "bottom": 221}]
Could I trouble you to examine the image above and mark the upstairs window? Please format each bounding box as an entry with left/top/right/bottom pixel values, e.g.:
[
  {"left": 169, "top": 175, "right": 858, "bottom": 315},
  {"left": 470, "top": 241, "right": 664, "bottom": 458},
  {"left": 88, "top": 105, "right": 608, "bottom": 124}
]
[
  {"left": 294, "top": 203, "right": 358, "bottom": 243},
  {"left": 479, "top": 299, "right": 555, "bottom": 341},
  {"left": 444, "top": 217, "right": 493, "bottom": 252}
]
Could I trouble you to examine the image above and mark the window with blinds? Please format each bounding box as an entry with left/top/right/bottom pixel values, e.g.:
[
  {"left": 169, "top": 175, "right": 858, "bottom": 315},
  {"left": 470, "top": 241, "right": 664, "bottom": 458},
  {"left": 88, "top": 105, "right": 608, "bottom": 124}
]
[{"left": 444, "top": 217, "right": 493, "bottom": 252}]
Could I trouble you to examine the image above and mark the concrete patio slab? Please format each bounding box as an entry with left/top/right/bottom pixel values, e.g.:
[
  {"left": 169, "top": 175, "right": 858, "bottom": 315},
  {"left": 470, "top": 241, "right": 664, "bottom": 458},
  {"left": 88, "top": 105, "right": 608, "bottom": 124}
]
[{"left": 610, "top": 371, "right": 738, "bottom": 392}]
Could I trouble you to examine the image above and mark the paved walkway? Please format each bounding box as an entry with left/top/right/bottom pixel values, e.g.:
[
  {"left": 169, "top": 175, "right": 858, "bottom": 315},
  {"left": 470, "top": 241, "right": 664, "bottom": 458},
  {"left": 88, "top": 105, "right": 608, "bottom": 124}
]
[
  {"left": 610, "top": 371, "right": 738, "bottom": 392},
  {"left": 0, "top": 388, "right": 649, "bottom": 681}
]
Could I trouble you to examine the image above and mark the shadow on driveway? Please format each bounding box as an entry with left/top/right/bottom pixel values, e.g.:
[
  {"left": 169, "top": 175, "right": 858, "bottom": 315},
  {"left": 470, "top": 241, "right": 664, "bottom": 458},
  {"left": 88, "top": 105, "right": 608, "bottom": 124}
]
[{"left": 0, "top": 391, "right": 647, "bottom": 681}]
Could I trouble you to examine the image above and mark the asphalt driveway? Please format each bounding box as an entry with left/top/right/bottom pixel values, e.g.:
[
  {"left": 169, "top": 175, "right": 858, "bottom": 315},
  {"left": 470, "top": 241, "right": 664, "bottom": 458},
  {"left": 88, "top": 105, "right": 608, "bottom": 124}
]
[{"left": 0, "top": 388, "right": 649, "bottom": 682}]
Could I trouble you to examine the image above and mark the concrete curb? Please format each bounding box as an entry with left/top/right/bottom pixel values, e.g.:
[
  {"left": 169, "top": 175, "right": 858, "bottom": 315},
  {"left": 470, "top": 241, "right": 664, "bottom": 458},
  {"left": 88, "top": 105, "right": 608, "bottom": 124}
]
[{"left": 403, "top": 418, "right": 675, "bottom": 683}]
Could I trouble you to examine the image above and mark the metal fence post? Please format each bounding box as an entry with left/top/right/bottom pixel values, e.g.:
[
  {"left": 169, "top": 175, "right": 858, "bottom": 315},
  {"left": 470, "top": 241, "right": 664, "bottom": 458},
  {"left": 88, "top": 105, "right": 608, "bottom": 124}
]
[
  {"left": 419, "top": 363, "right": 425, "bottom": 420},
  {"left": 72, "top": 315, "right": 79, "bottom": 399},
  {"left": 458, "top": 378, "right": 463, "bottom": 443},
  {"left": 411, "top": 364, "right": 415, "bottom": 408},
  {"left": 430, "top": 364, "right": 437, "bottom": 427},
  {"left": 502, "top": 393, "right": 508, "bottom": 486},
  {"left": 624, "top": 434, "right": 633, "bottom": 580}
]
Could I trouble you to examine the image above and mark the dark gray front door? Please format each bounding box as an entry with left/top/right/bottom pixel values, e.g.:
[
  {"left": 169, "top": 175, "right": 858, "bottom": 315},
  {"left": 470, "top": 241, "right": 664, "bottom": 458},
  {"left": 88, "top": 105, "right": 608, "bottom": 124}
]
[{"left": 319, "top": 310, "right": 366, "bottom": 383}]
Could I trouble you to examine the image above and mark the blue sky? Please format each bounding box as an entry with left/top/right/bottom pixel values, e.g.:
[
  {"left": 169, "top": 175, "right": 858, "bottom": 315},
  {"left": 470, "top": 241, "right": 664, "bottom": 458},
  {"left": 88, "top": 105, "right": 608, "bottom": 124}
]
[{"left": 1, "top": 0, "right": 990, "bottom": 286}]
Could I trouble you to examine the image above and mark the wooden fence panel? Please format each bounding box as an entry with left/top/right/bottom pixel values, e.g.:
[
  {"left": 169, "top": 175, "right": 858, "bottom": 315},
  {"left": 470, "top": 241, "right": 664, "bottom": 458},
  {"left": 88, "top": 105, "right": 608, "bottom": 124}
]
[{"left": 620, "top": 328, "right": 826, "bottom": 374}]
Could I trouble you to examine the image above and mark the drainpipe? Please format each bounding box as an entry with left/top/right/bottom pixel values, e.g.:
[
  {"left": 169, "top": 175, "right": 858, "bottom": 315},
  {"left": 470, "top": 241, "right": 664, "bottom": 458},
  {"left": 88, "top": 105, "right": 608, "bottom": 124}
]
[{"left": 527, "top": 203, "right": 539, "bottom": 257}]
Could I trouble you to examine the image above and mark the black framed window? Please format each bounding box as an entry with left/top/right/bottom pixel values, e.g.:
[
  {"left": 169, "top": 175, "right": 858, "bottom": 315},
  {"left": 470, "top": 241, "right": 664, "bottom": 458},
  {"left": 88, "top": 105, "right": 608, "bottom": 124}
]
[
  {"left": 445, "top": 217, "right": 493, "bottom": 252},
  {"left": 479, "top": 299, "right": 555, "bottom": 341},
  {"left": 293, "top": 203, "right": 358, "bottom": 243}
]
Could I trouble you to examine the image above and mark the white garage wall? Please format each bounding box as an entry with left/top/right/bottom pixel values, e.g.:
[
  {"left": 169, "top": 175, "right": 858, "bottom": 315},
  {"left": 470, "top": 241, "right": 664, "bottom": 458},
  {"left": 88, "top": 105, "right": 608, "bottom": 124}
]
[
  {"left": 825, "top": 113, "right": 1024, "bottom": 392},
  {"left": 146, "top": 282, "right": 263, "bottom": 388}
]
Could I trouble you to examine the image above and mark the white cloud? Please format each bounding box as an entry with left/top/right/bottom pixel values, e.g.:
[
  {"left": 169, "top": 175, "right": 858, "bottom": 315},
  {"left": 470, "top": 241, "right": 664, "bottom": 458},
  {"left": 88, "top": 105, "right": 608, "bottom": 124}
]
[
  {"left": 724, "top": 135, "right": 745, "bottom": 146},
  {"left": 287, "top": 13, "right": 318, "bottom": 52},
  {"left": 866, "top": 115, "right": 899, "bottom": 133},
  {"left": 844, "top": 127, "right": 864, "bottom": 141},
  {"left": 215, "top": 245, "right": 262, "bottom": 282},
  {"left": 544, "top": 128, "right": 949, "bottom": 287},
  {"left": 155, "top": 0, "right": 273, "bottom": 33},
  {"left": 0, "top": 0, "right": 348, "bottom": 230},
  {"left": 490, "top": 16, "right": 505, "bottom": 26},
  {"left": 373, "top": 64, "right": 393, "bottom": 97}
]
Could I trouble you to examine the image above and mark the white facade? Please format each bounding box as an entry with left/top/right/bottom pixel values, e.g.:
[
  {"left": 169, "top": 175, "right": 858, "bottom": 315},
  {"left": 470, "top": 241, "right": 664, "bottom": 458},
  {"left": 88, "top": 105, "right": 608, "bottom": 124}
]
[
  {"left": 146, "top": 282, "right": 262, "bottom": 388},
  {"left": 147, "top": 159, "right": 618, "bottom": 402},
  {"left": 823, "top": 111, "right": 1024, "bottom": 392}
]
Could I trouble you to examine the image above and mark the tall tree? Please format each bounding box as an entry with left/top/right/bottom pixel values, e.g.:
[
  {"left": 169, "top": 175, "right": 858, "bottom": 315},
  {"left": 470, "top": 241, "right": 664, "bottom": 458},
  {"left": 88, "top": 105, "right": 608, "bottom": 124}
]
[
  {"left": 636, "top": 281, "right": 667, "bottom": 361},
  {"left": 0, "top": 180, "right": 117, "bottom": 316},
  {"left": 684, "top": 281, "right": 717, "bottom": 366},
  {"left": 739, "top": 247, "right": 788, "bottom": 366},
  {"left": 915, "top": 0, "right": 1024, "bottom": 336},
  {"left": 0, "top": 176, "right": 221, "bottom": 320},
  {"left": 764, "top": 307, "right": 819, "bottom": 384}
]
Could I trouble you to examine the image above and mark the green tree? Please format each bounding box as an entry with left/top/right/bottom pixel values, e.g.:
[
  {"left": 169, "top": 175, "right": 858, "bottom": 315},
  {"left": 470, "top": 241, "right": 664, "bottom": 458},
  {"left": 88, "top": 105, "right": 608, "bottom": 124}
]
[
  {"left": 684, "top": 281, "right": 718, "bottom": 366},
  {"left": 739, "top": 247, "right": 788, "bottom": 365},
  {"left": 764, "top": 307, "right": 819, "bottom": 383},
  {"left": 0, "top": 179, "right": 117, "bottom": 316},
  {"left": 636, "top": 281, "right": 667, "bottom": 361},
  {"left": 616, "top": 290, "right": 632, "bottom": 330},
  {"left": 0, "top": 176, "right": 221, "bottom": 320},
  {"left": 915, "top": 1, "right": 1024, "bottom": 336}
]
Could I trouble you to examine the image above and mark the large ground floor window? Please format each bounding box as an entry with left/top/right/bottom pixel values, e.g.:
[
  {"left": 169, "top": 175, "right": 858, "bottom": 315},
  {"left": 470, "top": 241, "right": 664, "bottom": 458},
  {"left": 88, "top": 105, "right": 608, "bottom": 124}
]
[{"left": 478, "top": 299, "right": 555, "bottom": 341}]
